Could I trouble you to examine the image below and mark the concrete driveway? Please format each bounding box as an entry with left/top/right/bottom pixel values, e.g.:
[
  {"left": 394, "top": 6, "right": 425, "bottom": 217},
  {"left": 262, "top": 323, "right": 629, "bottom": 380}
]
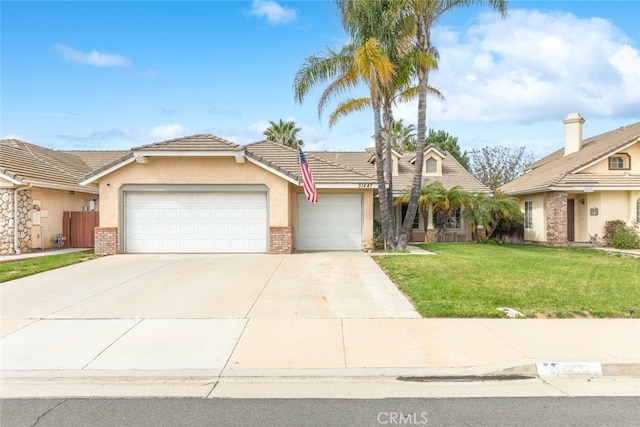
[
  {"left": 1, "top": 252, "right": 418, "bottom": 329},
  {"left": 0, "top": 252, "right": 421, "bottom": 374}
]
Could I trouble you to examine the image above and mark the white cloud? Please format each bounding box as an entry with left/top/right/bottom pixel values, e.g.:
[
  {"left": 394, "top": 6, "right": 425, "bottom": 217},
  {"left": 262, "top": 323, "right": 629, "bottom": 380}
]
[
  {"left": 149, "top": 124, "right": 184, "bottom": 140},
  {"left": 54, "top": 44, "right": 131, "bottom": 67},
  {"left": 248, "top": 0, "right": 296, "bottom": 24},
  {"left": 392, "top": 9, "right": 640, "bottom": 125}
]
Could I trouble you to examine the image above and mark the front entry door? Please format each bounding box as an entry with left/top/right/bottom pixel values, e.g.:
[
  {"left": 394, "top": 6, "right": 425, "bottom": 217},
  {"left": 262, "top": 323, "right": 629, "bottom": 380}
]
[{"left": 567, "top": 199, "right": 575, "bottom": 242}]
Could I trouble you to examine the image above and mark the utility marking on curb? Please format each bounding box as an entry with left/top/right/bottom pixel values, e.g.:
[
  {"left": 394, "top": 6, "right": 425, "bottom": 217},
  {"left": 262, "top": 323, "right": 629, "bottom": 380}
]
[{"left": 536, "top": 362, "right": 602, "bottom": 377}]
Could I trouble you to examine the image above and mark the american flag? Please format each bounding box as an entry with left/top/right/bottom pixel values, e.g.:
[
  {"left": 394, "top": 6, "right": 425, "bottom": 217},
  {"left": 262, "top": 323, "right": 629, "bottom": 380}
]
[{"left": 298, "top": 146, "right": 318, "bottom": 203}]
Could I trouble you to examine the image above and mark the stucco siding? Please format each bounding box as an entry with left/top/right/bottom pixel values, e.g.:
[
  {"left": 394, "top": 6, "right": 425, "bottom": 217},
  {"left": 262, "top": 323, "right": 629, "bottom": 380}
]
[
  {"left": 30, "top": 187, "right": 97, "bottom": 249},
  {"left": 98, "top": 157, "right": 290, "bottom": 229},
  {"left": 520, "top": 193, "right": 546, "bottom": 242},
  {"left": 582, "top": 141, "right": 640, "bottom": 174}
]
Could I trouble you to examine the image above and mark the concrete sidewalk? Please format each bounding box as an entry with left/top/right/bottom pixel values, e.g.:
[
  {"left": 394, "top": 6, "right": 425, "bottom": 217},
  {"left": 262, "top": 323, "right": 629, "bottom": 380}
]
[
  {"left": 2, "top": 318, "right": 638, "bottom": 398},
  {"left": 1, "top": 250, "right": 638, "bottom": 398}
]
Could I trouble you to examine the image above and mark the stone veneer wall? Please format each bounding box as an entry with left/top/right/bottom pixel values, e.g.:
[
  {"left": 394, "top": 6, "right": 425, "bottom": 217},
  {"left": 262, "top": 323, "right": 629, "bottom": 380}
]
[
  {"left": 269, "top": 226, "right": 292, "bottom": 254},
  {"left": 0, "top": 188, "right": 32, "bottom": 255},
  {"left": 545, "top": 191, "right": 568, "bottom": 246},
  {"left": 95, "top": 227, "right": 118, "bottom": 255}
]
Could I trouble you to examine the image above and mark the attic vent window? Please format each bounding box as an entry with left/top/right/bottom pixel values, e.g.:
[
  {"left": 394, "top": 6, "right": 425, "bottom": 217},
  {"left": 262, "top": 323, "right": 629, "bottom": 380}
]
[
  {"left": 426, "top": 158, "right": 437, "bottom": 173},
  {"left": 608, "top": 153, "right": 630, "bottom": 170}
]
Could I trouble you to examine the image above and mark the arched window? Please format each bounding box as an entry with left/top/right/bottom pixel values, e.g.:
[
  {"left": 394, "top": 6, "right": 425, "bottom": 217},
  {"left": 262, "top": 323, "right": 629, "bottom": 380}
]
[{"left": 426, "top": 158, "right": 437, "bottom": 173}]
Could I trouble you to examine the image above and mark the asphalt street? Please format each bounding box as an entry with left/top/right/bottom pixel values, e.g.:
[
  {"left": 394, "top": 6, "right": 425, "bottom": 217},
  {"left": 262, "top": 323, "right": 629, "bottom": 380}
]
[{"left": 2, "top": 397, "right": 639, "bottom": 427}]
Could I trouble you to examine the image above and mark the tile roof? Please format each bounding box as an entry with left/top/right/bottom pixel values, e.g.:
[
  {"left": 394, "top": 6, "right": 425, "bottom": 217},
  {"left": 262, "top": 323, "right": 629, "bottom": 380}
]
[
  {"left": 0, "top": 139, "right": 98, "bottom": 191},
  {"left": 245, "top": 141, "right": 377, "bottom": 185},
  {"left": 63, "top": 150, "right": 131, "bottom": 170},
  {"left": 501, "top": 121, "right": 640, "bottom": 195},
  {"left": 132, "top": 134, "right": 241, "bottom": 151},
  {"left": 311, "top": 150, "right": 490, "bottom": 194}
]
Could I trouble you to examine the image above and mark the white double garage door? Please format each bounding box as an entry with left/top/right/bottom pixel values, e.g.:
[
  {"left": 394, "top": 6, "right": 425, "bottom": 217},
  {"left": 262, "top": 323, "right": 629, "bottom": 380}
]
[{"left": 124, "top": 187, "right": 362, "bottom": 253}]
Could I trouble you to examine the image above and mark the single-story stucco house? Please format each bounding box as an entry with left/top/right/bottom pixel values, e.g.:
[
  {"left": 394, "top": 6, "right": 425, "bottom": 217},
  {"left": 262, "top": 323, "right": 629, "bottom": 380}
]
[
  {"left": 500, "top": 114, "right": 640, "bottom": 245},
  {"left": 0, "top": 139, "right": 126, "bottom": 254},
  {"left": 79, "top": 134, "right": 489, "bottom": 254}
]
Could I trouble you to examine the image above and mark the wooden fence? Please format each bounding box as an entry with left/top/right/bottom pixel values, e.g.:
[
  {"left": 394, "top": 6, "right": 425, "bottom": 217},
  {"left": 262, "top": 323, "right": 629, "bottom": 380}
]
[{"left": 62, "top": 211, "right": 99, "bottom": 248}]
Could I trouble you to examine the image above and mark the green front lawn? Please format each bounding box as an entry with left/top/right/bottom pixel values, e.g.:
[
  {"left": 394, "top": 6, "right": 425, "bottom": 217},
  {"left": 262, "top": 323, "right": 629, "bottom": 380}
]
[
  {"left": 0, "top": 251, "right": 100, "bottom": 282},
  {"left": 375, "top": 244, "right": 640, "bottom": 318}
]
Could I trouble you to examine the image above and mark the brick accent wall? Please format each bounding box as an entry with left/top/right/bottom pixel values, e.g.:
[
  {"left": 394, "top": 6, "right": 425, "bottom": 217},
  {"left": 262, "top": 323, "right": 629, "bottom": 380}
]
[
  {"left": 269, "top": 226, "right": 292, "bottom": 254},
  {"left": 95, "top": 227, "right": 118, "bottom": 255},
  {"left": 545, "top": 191, "right": 568, "bottom": 246}
]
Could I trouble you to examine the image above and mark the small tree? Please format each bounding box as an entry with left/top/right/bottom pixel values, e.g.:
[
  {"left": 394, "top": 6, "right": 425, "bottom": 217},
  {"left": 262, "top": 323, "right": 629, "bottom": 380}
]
[
  {"left": 462, "top": 191, "right": 523, "bottom": 242},
  {"left": 470, "top": 145, "right": 534, "bottom": 190},
  {"left": 425, "top": 129, "right": 470, "bottom": 170}
]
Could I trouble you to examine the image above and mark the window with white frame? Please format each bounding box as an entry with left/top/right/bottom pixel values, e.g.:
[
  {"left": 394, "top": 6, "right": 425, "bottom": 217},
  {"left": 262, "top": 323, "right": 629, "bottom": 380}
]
[
  {"left": 609, "top": 153, "right": 630, "bottom": 170},
  {"left": 426, "top": 157, "right": 437, "bottom": 173},
  {"left": 401, "top": 204, "right": 420, "bottom": 229},
  {"left": 524, "top": 201, "right": 533, "bottom": 229}
]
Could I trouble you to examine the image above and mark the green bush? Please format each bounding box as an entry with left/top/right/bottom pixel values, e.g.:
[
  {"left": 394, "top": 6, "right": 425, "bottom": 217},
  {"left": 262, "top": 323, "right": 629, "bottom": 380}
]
[
  {"left": 603, "top": 220, "right": 626, "bottom": 243},
  {"left": 611, "top": 222, "right": 640, "bottom": 249}
]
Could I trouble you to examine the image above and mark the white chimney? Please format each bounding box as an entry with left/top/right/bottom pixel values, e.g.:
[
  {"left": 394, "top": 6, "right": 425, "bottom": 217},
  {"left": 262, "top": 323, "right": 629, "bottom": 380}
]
[{"left": 563, "top": 112, "right": 585, "bottom": 156}]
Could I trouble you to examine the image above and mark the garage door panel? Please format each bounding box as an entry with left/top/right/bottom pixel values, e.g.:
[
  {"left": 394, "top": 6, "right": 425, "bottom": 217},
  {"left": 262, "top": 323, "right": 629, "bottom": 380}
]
[
  {"left": 298, "top": 194, "right": 362, "bottom": 251},
  {"left": 125, "top": 191, "right": 267, "bottom": 253}
]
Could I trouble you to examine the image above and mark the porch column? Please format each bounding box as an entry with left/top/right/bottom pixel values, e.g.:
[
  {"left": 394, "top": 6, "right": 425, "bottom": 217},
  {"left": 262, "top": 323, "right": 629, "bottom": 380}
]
[{"left": 545, "top": 191, "right": 568, "bottom": 246}]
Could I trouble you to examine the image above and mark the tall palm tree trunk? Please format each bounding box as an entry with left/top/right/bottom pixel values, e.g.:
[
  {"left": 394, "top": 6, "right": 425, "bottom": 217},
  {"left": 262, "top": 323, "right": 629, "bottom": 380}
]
[
  {"left": 373, "top": 101, "right": 395, "bottom": 250},
  {"left": 398, "top": 13, "right": 430, "bottom": 250},
  {"left": 382, "top": 96, "right": 397, "bottom": 248}
]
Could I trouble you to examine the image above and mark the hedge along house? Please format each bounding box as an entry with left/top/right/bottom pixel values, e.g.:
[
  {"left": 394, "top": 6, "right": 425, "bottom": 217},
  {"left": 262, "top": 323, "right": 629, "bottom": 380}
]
[
  {"left": 0, "top": 139, "right": 126, "bottom": 254},
  {"left": 313, "top": 144, "right": 491, "bottom": 243},
  {"left": 80, "top": 134, "right": 377, "bottom": 255},
  {"left": 500, "top": 114, "right": 640, "bottom": 245}
]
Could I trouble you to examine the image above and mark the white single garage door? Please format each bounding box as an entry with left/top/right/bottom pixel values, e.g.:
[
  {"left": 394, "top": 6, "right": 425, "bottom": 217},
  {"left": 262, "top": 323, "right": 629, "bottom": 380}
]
[
  {"left": 125, "top": 192, "right": 267, "bottom": 253},
  {"left": 298, "top": 193, "right": 362, "bottom": 250}
]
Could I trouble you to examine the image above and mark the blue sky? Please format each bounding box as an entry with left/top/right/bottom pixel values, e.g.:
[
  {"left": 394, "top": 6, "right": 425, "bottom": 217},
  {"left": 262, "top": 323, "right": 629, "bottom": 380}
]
[{"left": 2, "top": 1, "right": 639, "bottom": 160}]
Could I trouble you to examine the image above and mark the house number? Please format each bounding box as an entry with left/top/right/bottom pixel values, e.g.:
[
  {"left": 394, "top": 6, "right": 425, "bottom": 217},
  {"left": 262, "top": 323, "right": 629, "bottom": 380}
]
[{"left": 358, "top": 183, "right": 373, "bottom": 188}]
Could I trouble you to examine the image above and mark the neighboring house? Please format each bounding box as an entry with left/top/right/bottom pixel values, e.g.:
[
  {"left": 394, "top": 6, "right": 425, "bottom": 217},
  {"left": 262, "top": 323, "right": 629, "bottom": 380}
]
[
  {"left": 314, "top": 144, "right": 490, "bottom": 243},
  {"left": 79, "top": 134, "right": 488, "bottom": 255},
  {"left": 0, "top": 139, "right": 126, "bottom": 254},
  {"left": 500, "top": 114, "right": 640, "bottom": 245}
]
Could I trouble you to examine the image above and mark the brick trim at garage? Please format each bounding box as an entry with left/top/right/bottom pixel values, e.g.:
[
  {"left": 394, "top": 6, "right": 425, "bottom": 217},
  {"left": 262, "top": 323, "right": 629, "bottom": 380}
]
[
  {"left": 269, "top": 226, "right": 292, "bottom": 254},
  {"left": 95, "top": 227, "right": 118, "bottom": 255}
]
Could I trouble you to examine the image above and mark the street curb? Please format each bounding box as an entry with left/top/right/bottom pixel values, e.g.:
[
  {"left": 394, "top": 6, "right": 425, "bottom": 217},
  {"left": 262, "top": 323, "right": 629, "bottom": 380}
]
[{"left": 502, "top": 363, "right": 640, "bottom": 377}]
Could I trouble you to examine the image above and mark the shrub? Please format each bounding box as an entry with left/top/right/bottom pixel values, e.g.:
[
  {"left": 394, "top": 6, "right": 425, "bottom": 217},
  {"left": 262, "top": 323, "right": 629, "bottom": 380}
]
[
  {"left": 603, "top": 220, "right": 626, "bottom": 243},
  {"left": 611, "top": 222, "right": 640, "bottom": 249}
]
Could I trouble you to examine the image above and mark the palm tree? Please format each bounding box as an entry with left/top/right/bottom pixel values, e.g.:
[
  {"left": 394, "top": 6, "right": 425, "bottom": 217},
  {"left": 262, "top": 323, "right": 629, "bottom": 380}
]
[
  {"left": 263, "top": 119, "right": 304, "bottom": 148},
  {"left": 396, "top": 182, "right": 470, "bottom": 241},
  {"left": 391, "top": 119, "right": 416, "bottom": 152},
  {"left": 462, "top": 191, "right": 522, "bottom": 242},
  {"left": 462, "top": 192, "right": 492, "bottom": 242},
  {"left": 295, "top": 2, "right": 405, "bottom": 250},
  {"left": 396, "top": 0, "right": 508, "bottom": 249}
]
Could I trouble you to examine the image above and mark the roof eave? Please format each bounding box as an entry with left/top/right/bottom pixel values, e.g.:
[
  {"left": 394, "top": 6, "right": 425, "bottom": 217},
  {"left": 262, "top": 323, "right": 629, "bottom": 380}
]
[
  {"left": 132, "top": 150, "right": 243, "bottom": 157},
  {"left": 0, "top": 171, "right": 23, "bottom": 185},
  {"left": 24, "top": 179, "right": 99, "bottom": 194},
  {"left": 244, "top": 155, "right": 299, "bottom": 185},
  {"left": 80, "top": 155, "right": 136, "bottom": 185}
]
